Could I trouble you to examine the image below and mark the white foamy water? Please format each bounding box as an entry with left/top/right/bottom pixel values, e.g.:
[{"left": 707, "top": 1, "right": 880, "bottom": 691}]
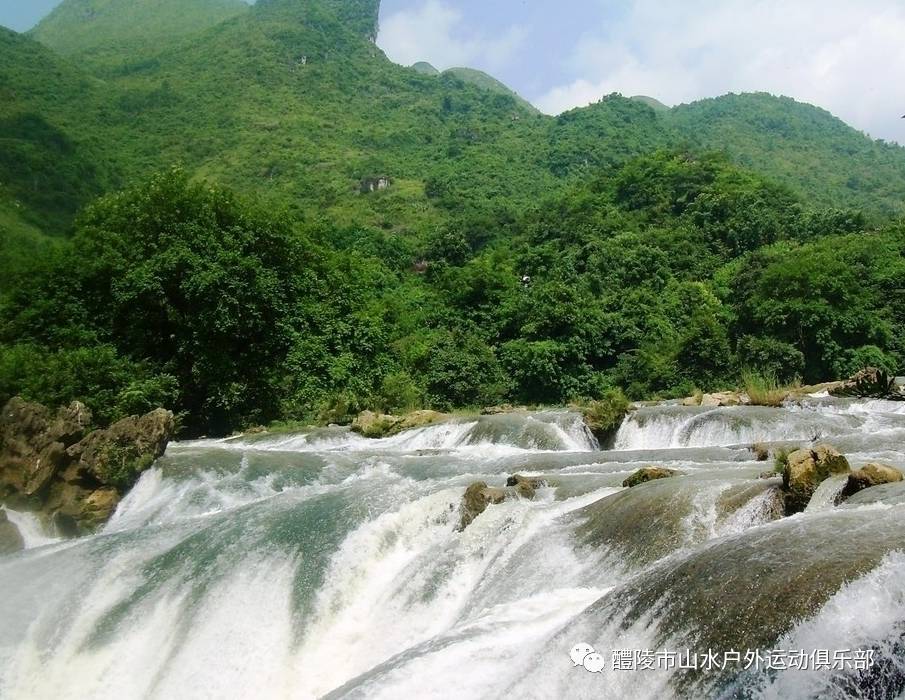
[
  {"left": 1, "top": 508, "right": 59, "bottom": 550},
  {"left": 1, "top": 402, "right": 903, "bottom": 699}
]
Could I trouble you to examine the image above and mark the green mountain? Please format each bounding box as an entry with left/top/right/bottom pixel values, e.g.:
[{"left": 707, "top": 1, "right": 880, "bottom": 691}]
[
  {"left": 411, "top": 61, "right": 439, "bottom": 76},
  {"left": 667, "top": 93, "right": 905, "bottom": 216},
  {"left": 13, "top": 0, "right": 905, "bottom": 232},
  {"left": 30, "top": 0, "right": 249, "bottom": 71},
  {"left": 441, "top": 67, "right": 540, "bottom": 115},
  {"left": 0, "top": 28, "right": 117, "bottom": 234},
  {"left": 2, "top": 0, "right": 905, "bottom": 433},
  {"left": 630, "top": 95, "right": 669, "bottom": 112}
]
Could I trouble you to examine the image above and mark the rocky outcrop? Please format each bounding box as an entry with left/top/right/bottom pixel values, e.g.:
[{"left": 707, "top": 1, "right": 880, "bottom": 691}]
[
  {"left": 0, "top": 398, "right": 175, "bottom": 536},
  {"left": 481, "top": 404, "right": 527, "bottom": 416},
  {"left": 351, "top": 411, "right": 399, "bottom": 438},
  {"left": 0, "top": 510, "right": 24, "bottom": 555},
  {"left": 390, "top": 410, "right": 448, "bottom": 436},
  {"left": 578, "top": 394, "right": 630, "bottom": 447},
  {"left": 506, "top": 474, "right": 549, "bottom": 499},
  {"left": 65, "top": 408, "right": 173, "bottom": 490},
  {"left": 622, "top": 466, "right": 679, "bottom": 488},
  {"left": 700, "top": 391, "right": 744, "bottom": 408},
  {"left": 352, "top": 410, "right": 448, "bottom": 439},
  {"left": 838, "top": 463, "right": 904, "bottom": 503},
  {"left": 681, "top": 391, "right": 747, "bottom": 407},
  {"left": 360, "top": 176, "right": 391, "bottom": 194},
  {"left": 458, "top": 482, "right": 507, "bottom": 531},
  {"left": 830, "top": 368, "right": 903, "bottom": 400},
  {"left": 782, "top": 444, "right": 850, "bottom": 514},
  {"left": 457, "top": 474, "right": 548, "bottom": 531},
  {"left": 751, "top": 443, "right": 770, "bottom": 462}
]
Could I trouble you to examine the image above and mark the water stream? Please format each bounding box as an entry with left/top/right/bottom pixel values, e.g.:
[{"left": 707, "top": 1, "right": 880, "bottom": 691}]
[{"left": 1, "top": 400, "right": 904, "bottom": 699}]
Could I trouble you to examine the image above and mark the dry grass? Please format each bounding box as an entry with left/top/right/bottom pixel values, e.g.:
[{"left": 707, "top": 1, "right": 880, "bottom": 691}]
[{"left": 743, "top": 371, "right": 799, "bottom": 407}]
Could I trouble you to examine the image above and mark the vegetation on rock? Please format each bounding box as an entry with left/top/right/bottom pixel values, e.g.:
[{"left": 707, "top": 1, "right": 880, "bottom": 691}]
[
  {"left": 623, "top": 467, "right": 679, "bottom": 489},
  {"left": 0, "top": 397, "right": 174, "bottom": 533}
]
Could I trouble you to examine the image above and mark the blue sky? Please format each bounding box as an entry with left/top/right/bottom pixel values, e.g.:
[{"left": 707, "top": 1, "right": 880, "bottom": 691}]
[{"left": 3, "top": 0, "right": 904, "bottom": 142}]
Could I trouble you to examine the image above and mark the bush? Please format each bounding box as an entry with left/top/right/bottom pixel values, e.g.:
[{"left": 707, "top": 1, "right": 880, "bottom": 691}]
[
  {"left": 0, "top": 343, "right": 172, "bottom": 425},
  {"left": 742, "top": 370, "right": 794, "bottom": 407},
  {"left": 834, "top": 345, "right": 899, "bottom": 378},
  {"left": 736, "top": 336, "right": 805, "bottom": 383},
  {"left": 422, "top": 330, "right": 509, "bottom": 409},
  {"left": 376, "top": 371, "right": 423, "bottom": 413},
  {"left": 575, "top": 389, "right": 631, "bottom": 446}
]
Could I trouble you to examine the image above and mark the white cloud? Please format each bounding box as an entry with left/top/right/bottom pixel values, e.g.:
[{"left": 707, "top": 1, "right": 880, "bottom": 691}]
[
  {"left": 377, "top": 0, "right": 527, "bottom": 73},
  {"left": 534, "top": 0, "right": 905, "bottom": 142}
]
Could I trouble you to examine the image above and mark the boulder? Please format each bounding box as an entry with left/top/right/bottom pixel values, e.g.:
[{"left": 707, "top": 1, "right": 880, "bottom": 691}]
[
  {"left": 386, "top": 410, "right": 448, "bottom": 436},
  {"left": 481, "top": 404, "right": 527, "bottom": 415},
  {"left": 51, "top": 511, "right": 80, "bottom": 539},
  {"left": 351, "top": 411, "right": 401, "bottom": 439},
  {"left": 578, "top": 395, "right": 630, "bottom": 446},
  {"left": 782, "top": 444, "right": 851, "bottom": 513},
  {"left": 1, "top": 397, "right": 51, "bottom": 443},
  {"left": 0, "top": 510, "right": 24, "bottom": 555},
  {"left": 23, "top": 441, "right": 67, "bottom": 496},
  {"left": 352, "top": 409, "right": 449, "bottom": 438},
  {"left": 48, "top": 401, "right": 92, "bottom": 447},
  {"left": 1, "top": 399, "right": 92, "bottom": 498},
  {"left": 830, "top": 368, "right": 900, "bottom": 399},
  {"left": 838, "top": 463, "right": 904, "bottom": 503},
  {"left": 813, "top": 444, "right": 850, "bottom": 475},
  {"left": 751, "top": 443, "right": 770, "bottom": 462},
  {"left": 506, "top": 474, "right": 549, "bottom": 499},
  {"left": 623, "top": 466, "right": 679, "bottom": 488},
  {"left": 0, "top": 398, "right": 174, "bottom": 535},
  {"left": 700, "top": 392, "right": 743, "bottom": 408},
  {"left": 68, "top": 409, "right": 175, "bottom": 491},
  {"left": 78, "top": 488, "right": 122, "bottom": 531},
  {"left": 458, "top": 481, "right": 507, "bottom": 531}
]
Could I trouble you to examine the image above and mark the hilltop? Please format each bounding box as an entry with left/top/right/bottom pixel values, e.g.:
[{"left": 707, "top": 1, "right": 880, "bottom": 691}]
[
  {"left": 1, "top": 0, "right": 904, "bottom": 434},
  {"left": 30, "top": 0, "right": 250, "bottom": 71},
  {"left": 7, "top": 0, "right": 905, "bottom": 236}
]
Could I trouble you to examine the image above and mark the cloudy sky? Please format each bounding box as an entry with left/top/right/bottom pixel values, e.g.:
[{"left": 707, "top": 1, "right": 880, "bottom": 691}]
[
  {"left": 379, "top": 0, "right": 905, "bottom": 143},
  {"left": 3, "top": 0, "right": 903, "bottom": 142}
]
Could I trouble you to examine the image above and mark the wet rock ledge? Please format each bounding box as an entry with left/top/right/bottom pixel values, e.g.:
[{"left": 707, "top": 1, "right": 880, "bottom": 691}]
[{"left": 0, "top": 397, "right": 175, "bottom": 542}]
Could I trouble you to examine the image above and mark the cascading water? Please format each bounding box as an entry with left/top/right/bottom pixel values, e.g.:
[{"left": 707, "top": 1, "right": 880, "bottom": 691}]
[{"left": 1, "top": 401, "right": 904, "bottom": 699}]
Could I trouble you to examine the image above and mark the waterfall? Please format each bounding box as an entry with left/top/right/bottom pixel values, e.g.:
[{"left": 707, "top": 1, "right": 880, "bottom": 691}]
[{"left": 2, "top": 400, "right": 904, "bottom": 699}]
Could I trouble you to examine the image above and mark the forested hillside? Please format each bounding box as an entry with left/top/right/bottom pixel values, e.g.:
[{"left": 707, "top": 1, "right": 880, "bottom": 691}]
[
  {"left": 1, "top": 0, "right": 904, "bottom": 435},
  {"left": 30, "top": 0, "right": 250, "bottom": 72}
]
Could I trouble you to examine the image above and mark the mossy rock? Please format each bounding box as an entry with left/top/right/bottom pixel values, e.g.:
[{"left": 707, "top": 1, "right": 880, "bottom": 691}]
[
  {"left": 839, "top": 463, "right": 904, "bottom": 503},
  {"left": 623, "top": 466, "right": 679, "bottom": 488},
  {"left": 458, "top": 481, "right": 507, "bottom": 531},
  {"left": 783, "top": 444, "right": 850, "bottom": 513}
]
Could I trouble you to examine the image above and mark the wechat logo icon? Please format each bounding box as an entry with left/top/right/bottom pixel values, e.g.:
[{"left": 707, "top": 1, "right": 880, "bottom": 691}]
[{"left": 570, "top": 643, "right": 606, "bottom": 673}]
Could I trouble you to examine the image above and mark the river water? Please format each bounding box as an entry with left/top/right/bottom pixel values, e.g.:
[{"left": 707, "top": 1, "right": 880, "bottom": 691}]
[{"left": 1, "top": 398, "right": 904, "bottom": 699}]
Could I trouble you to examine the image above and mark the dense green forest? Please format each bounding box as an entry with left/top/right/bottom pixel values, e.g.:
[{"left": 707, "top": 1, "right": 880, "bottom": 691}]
[{"left": 1, "top": 0, "right": 904, "bottom": 435}]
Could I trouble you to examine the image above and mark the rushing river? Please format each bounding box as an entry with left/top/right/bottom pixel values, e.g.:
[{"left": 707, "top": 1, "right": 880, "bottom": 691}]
[{"left": 2, "top": 397, "right": 905, "bottom": 699}]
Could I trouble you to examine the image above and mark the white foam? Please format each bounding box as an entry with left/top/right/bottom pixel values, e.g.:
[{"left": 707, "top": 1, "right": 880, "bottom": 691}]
[
  {"left": 1, "top": 507, "right": 59, "bottom": 550},
  {"left": 760, "top": 551, "right": 905, "bottom": 699}
]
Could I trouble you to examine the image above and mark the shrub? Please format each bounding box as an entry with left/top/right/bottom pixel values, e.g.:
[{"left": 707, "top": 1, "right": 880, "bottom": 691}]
[
  {"left": 575, "top": 389, "right": 631, "bottom": 446},
  {"left": 736, "top": 336, "right": 805, "bottom": 383},
  {"left": 743, "top": 370, "right": 795, "bottom": 407}
]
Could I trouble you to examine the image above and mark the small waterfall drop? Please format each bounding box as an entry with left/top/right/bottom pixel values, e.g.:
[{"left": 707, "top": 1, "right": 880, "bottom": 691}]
[{"left": 2, "top": 399, "right": 903, "bottom": 699}]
